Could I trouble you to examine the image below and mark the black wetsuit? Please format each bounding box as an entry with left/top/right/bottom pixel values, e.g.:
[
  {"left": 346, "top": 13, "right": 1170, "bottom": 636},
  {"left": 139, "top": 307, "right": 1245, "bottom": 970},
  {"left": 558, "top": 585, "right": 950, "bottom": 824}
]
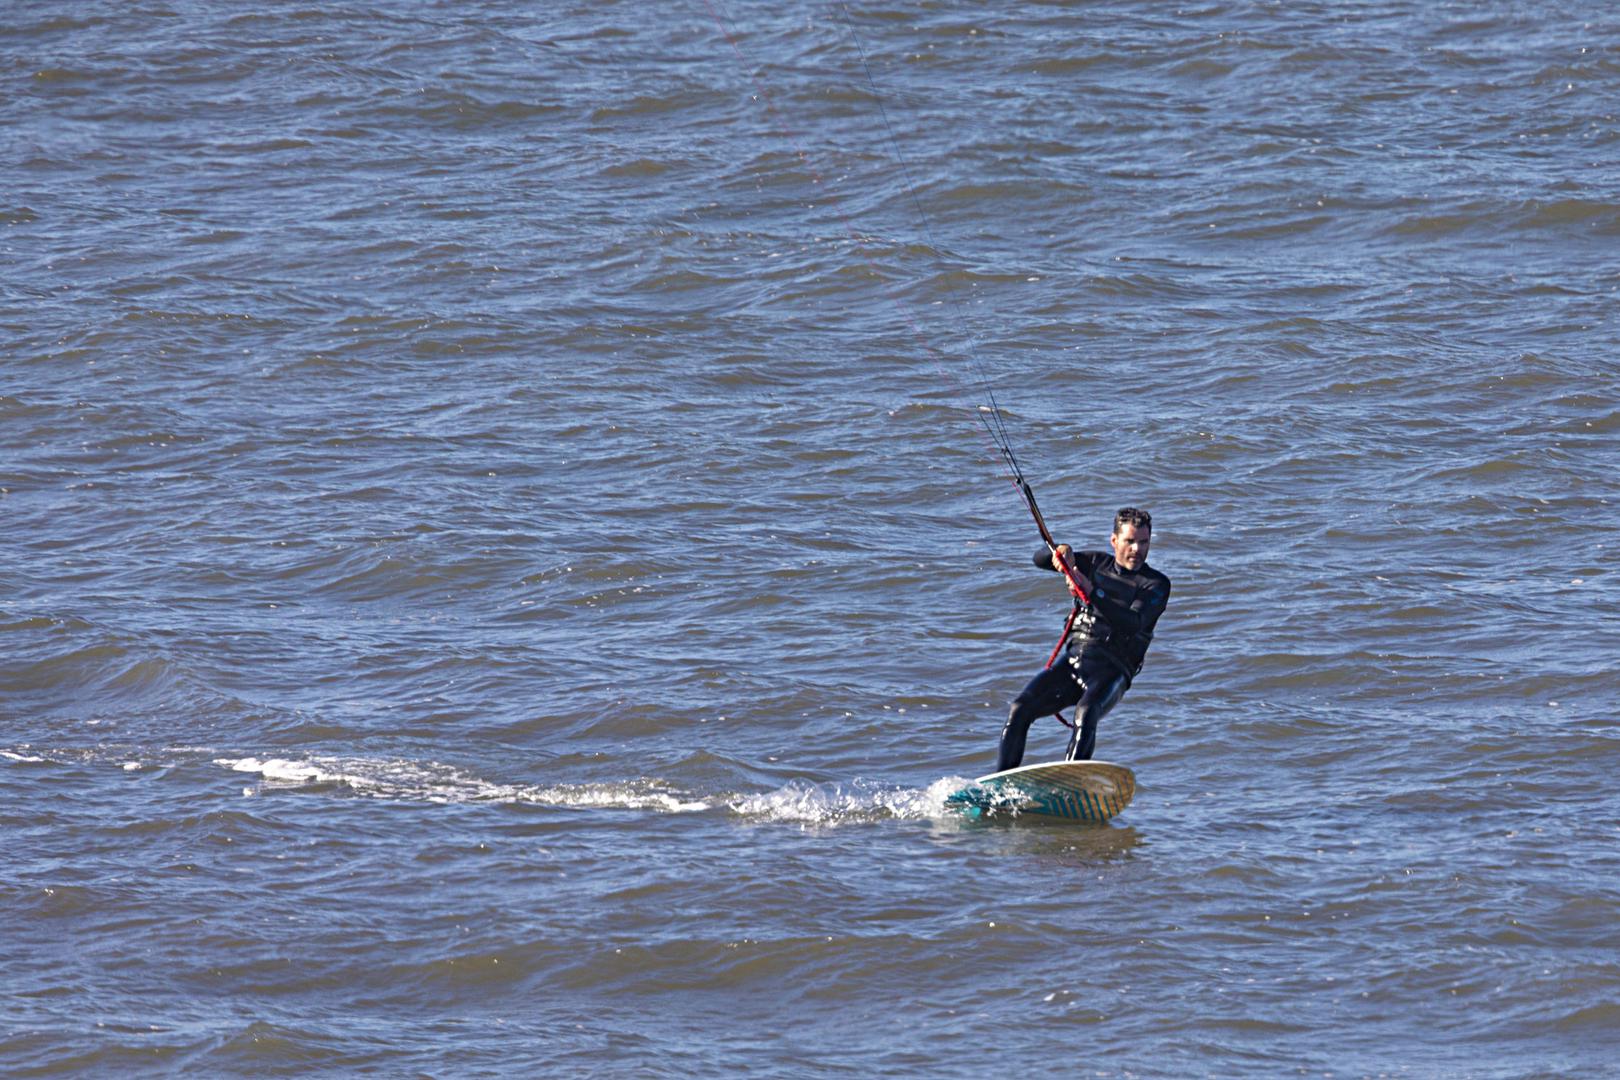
[{"left": 996, "top": 548, "right": 1171, "bottom": 771}]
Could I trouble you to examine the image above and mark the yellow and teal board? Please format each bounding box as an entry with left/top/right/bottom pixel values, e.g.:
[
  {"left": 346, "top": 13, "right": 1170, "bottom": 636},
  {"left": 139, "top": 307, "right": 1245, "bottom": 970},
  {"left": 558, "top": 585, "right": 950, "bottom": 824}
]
[{"left": 946, "top": 760, "right": 1135, "bottom": 823}]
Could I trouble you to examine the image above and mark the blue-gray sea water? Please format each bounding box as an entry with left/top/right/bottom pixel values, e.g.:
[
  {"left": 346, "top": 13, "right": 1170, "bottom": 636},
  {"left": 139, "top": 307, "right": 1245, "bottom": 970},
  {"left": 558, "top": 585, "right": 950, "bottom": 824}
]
[{"left": 4, "top": 2, "right": 1618, "bottom": 1076}]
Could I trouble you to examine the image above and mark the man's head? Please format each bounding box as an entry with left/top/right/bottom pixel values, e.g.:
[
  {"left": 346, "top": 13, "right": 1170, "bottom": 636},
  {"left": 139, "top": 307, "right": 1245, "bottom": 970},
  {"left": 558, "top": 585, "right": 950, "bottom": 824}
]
[{"left": 1111, "top": 507, "right": 1152, "bottom": 571}]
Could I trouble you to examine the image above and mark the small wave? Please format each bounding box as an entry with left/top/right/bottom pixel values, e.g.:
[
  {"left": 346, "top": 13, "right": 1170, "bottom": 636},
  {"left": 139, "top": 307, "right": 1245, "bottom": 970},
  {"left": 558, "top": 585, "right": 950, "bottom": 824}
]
[
  {"left": 216, "top": 756, "right": 707, "bottom": 812},
  {"left": 730, "top": 776, "right": 969, "bottom": 825}
]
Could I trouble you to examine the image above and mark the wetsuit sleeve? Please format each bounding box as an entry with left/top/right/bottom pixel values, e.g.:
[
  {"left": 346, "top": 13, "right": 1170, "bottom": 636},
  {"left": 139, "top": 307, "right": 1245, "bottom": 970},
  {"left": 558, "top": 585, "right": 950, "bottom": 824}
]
[{"left": 1033, "top": 548, "right": 1104, "bottom": 572}]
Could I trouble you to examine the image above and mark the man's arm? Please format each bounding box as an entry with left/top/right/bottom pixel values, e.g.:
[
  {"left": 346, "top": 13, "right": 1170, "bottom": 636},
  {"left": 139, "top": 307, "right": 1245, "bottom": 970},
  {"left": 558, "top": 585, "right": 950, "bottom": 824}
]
[{"left": 1033, "top": 543, "right": 1094, "bottom": 598}]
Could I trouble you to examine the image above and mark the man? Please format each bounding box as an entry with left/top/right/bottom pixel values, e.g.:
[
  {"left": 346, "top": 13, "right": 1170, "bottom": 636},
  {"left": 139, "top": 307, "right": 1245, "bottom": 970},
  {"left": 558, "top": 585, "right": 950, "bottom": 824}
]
[{"left": 996, "top": 507, "right": 1170, "bottom": 771}]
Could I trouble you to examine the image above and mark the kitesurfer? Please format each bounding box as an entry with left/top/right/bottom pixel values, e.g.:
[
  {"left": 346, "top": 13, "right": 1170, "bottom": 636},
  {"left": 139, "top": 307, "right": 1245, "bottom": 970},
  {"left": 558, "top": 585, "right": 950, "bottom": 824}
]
[{"left": 996, "top": 507, "right": 1170, "bottom": 771}]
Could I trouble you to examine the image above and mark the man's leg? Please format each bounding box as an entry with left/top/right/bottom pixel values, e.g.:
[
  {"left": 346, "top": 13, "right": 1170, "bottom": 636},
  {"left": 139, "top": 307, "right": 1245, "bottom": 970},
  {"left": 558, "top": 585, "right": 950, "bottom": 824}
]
[
  {"left": 1065, "top": 655, "right": 1127, "bottom": 761},
  {"left": 998, "top": 664, "right": 1084, "bottom": 772}
]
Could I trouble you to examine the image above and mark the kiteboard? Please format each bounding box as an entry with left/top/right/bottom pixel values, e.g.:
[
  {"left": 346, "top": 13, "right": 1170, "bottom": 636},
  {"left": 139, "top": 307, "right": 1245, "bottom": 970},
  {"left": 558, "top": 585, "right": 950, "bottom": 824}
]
[{"left": 945, "top": 760, "right": 1135, "bottom": 823}]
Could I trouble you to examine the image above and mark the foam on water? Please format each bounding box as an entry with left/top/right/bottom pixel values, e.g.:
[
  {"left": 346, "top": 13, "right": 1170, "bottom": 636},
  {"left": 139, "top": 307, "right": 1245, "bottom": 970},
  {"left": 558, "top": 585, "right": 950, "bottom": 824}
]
[
  {"left": 729, "top": 776, "right": 971, "bottom": 825},
  {"left": 217, "top": 756, "right": 709, "bottom": 813}
]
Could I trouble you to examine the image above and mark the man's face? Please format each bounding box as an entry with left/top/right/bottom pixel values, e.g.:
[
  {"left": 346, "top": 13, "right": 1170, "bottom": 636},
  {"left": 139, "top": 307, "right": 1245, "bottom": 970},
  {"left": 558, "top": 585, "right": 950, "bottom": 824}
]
[{"left": 1111, "top": 522, "right": 1150, "bottom": 571}]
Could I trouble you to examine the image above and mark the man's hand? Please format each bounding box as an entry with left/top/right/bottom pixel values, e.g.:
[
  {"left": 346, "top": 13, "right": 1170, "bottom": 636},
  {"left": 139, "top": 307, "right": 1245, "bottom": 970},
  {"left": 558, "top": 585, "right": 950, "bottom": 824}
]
[{"left": 1052, "top": 544, "right": 1092, "bottom": 597}]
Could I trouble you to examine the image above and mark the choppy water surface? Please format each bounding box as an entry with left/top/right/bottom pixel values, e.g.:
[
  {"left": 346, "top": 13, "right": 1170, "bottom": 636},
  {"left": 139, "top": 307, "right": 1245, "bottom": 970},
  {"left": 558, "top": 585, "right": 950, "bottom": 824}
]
[{"left": 4, "top": 2, "right": 1618, "bottom": 1076}]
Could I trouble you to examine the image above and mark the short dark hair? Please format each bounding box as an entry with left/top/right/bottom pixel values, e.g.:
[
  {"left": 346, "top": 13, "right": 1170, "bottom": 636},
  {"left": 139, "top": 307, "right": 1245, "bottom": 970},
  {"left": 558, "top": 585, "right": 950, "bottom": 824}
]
[{"left": 1114, "top": 507, "right": 1151, "bottom": 534}]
